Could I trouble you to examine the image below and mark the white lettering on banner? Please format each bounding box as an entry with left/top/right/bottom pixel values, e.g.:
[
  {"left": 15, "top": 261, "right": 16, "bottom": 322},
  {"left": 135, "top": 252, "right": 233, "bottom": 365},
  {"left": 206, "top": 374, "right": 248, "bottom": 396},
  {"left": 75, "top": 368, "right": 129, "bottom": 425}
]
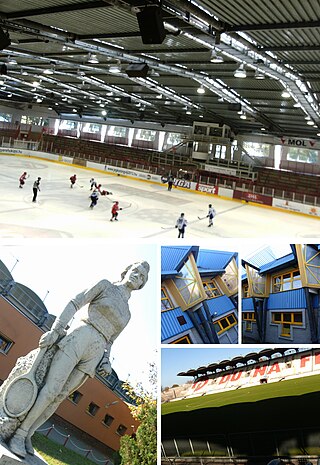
[
  {"left": 197, "top": 183, "right": 217, "bottom": 194},
  {"left": 173, "top": 179, "right": 191, "bottom": 189}
]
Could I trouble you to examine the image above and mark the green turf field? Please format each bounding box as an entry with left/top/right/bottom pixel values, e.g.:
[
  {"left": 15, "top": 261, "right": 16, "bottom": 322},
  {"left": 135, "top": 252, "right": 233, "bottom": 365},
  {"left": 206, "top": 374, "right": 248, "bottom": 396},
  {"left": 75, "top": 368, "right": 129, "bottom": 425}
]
[{"left": 162, "top": 373, "right": 320, "bottom": 415}]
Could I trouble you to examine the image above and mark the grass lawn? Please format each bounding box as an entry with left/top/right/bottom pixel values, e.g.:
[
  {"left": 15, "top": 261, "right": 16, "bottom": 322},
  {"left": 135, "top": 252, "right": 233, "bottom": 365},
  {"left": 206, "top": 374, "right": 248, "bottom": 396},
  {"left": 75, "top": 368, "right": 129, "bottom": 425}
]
[
  {"left": 162, "top": 373, "right": 320, "bottom": 415},
  {"left": 32, "top": 433, "right": 105, "bottom": 465}
]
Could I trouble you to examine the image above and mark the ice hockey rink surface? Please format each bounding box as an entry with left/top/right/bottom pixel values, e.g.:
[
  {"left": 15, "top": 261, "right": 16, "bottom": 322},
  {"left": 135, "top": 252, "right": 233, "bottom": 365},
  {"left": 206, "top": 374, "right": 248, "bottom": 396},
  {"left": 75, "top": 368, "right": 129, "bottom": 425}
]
[{"left": 0, "top": 155, "right": 319, "bottom": 239}]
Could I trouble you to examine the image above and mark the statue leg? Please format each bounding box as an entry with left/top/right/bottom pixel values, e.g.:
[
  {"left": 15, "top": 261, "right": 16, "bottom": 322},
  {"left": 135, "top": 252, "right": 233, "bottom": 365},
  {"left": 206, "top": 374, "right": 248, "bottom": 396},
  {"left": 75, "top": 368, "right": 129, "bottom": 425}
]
[
  {"left": 8, "top": 350, "right": 85, "bottom": 457},
  {"left": 25, "top": 368, "right": 88, "bottom": 454}
]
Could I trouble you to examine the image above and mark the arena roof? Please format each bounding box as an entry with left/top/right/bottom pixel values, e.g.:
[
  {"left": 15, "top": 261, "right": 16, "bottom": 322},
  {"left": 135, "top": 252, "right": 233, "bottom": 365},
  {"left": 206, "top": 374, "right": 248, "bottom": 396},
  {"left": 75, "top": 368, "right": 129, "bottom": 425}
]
[{"left": 0, "top": 1, "right": 319, "bottom": 138}]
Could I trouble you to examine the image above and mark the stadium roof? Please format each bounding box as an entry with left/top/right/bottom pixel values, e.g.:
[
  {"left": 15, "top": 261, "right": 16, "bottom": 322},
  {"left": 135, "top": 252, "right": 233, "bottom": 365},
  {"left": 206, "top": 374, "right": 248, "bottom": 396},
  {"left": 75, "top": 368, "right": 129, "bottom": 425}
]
[
  {"left": 177, "top": 347, "right": 305, "bottom": 377},
  {"left": 0, "top": 1, "right": 319, "bottom": 137}
]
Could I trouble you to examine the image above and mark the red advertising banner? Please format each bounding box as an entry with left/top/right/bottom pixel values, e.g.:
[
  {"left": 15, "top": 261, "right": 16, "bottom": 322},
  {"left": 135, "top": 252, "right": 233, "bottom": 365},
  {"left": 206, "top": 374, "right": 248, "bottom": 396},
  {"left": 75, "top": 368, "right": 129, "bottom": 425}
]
[
  {"left": 233, "top": 190, "right": 273, "bottom": 206},
  {"left": 195, "top": 183, "right": 219, "bottom": 195}
]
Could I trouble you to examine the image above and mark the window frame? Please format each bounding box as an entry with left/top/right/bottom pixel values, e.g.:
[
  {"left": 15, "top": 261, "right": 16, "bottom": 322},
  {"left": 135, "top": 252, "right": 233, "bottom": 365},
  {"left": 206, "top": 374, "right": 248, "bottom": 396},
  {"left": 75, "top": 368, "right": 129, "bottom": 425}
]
[
  {"left": 0, "top": 333, "right": 13, "bottom": 354},
  {"left": 271, "top": 268, "right": 301, "bottom": 293},
  {"left": 213, "top": 313, "right": 237, "bottom": 335},
  {"left": 202, "top": 279, "right": 222, "bottom": 299},
  {"left": 161, "top": 287, "right": 174, "bottom": 312},
  {"left": 271, "top": 311, "right": 304, "bottom": 338},
  {"left": 171, "top": 335, "right": 191, "bottom": 344}
]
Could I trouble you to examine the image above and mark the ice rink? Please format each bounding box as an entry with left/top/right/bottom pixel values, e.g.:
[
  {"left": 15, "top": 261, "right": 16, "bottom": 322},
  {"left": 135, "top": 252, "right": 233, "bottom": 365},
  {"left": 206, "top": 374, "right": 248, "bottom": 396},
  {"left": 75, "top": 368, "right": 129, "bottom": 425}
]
[{"left": 0, "top": 154, "right": 319, "bottom": 239}]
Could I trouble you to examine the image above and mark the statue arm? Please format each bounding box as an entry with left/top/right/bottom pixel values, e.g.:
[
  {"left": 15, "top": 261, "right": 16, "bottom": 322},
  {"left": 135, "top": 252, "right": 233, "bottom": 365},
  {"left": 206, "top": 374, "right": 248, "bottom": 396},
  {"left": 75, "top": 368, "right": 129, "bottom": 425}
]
[{"left": 40, "top": 280, "right": 109, "bottom": 348}]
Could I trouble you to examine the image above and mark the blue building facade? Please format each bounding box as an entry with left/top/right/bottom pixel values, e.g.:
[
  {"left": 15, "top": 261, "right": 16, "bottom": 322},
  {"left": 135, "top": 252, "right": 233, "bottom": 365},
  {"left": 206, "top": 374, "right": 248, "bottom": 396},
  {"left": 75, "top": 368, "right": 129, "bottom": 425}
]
[
  {"left": 242, "top": 244, "right": 320, "bottom": 343},
  {"left": 161, "top": 246, "right": 238, "bottom": 344}
]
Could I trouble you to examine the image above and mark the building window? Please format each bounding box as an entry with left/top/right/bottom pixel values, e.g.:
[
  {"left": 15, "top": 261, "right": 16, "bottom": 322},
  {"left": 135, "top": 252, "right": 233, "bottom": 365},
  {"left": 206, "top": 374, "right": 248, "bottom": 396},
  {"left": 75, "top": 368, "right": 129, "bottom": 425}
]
[
  {"left": 272, "top": 269, "right": 301, "bottom": 293},
  {"left": 68, "top": 390, "right": 83, "bottom": 404},
  {"left": 103, "top": 414, "right": 114, "bottom": 427},
  {"left": 161, "top": 287, "right": 173, "bottom": 311},
  {"left": 0, "top": 333, "right": 13, "bottom": 354},
  {"left": 271, "top": 311, "right": 303, "bottom": 337},
  {"left": 202, "top": 279, "right": 222, "bottom": 299},
  {"left": 171, "top": 335, "right": 191, "bottom": 344},
  {"left": 243, "top": 312, "right": 256, "bottom": 331},
  {"left": 117, "top": 424, "right": 127, "bottom": 436},
  {"left": 86, "top": 402, "right": 100, "bottom": 416},
  {"left": 213, "top": 313, "right": 237, "bottom": 335},
  {"left": 174, "top": 255, "right": 203, "bottom": 307}
]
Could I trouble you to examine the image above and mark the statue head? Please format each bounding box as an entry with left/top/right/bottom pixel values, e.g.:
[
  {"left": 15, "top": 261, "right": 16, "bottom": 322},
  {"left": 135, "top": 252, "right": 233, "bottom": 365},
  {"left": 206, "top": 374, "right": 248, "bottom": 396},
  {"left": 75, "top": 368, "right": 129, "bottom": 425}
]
[{"left": 121, "top": 261, "right": 150, "bottom": 290}]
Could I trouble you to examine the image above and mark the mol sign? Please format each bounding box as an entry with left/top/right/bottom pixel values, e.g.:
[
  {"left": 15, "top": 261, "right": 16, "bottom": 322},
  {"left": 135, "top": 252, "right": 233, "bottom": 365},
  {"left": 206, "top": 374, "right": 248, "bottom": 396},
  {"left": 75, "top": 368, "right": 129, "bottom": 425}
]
[{"left": 279, "top": 137, "right": 320, "bottom": 149}]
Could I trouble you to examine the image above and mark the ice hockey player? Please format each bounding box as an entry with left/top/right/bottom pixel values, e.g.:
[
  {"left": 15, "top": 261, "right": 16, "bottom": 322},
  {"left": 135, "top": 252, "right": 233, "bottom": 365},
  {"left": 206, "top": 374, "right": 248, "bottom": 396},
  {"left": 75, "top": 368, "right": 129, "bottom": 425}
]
[
  {"left": 207, "top": 204, "right": 216, "bottom": 227},
  {"left": 89, "top": 189, "right": 99, "bottom": 209},
  {"left": 19, "top": 172, "right": 27, "bottom": 188},
  {"left": 70, "top": 174, "right": 77, "bottom": 188},
  {"left": 32, "top": 177, "right": 41, "bottom": 202},
  {"left": 175, "top": 213, "right": 187, "bottom": 238},
  {"left": 167, "top": 175, "right": 174, "bottom": 191},
  {"left": 90, "top": 178, "right": 96, "bottom": 190},
  {"left": 110, "top": 201, "right": 122, "bottom": 221}
]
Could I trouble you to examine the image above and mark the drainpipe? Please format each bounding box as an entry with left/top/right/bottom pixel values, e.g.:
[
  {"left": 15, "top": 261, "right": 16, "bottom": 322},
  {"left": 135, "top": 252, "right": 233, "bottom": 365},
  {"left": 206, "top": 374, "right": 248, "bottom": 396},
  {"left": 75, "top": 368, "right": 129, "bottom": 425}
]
[
  {"left": 186, "top": 309, "right": 210, "bottom": 343},
  {"left": 261, "top": 297, "right": 268, "bottom": 343},
  {"left": 304, "top": 288, "right": 318, "bottom": 343},
  {"left": 202, "top": 301, "right": 220, "bottom": 344}
]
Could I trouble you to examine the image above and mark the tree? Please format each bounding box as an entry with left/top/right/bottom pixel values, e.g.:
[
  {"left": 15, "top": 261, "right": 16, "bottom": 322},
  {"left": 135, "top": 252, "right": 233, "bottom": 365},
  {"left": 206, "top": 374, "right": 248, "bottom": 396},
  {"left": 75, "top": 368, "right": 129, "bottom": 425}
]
[{"left": 119, "top": 362, "right": 157, "bottom": 465}]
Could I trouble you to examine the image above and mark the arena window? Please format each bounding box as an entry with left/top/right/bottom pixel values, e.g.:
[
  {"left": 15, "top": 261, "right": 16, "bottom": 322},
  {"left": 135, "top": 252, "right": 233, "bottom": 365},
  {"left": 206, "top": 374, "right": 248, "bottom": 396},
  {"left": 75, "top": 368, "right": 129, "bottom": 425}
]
[
  {"left": 202, "top": 279, "right": 222, "bottom": 298},
  {"left": 86, "top": 402, "right": 100, "bottom": 416},
  {"left": 0, "top": 333, "right": 13, "bottom": 354},
  {"left": 171, "top": 335, "right": 191, "bottom": 344},
  {"left": 213, "top": 313, "right": 237, "bottom": 335},
  {"left": 243, "top": 311, "right": 256, "bottom": 331},
  {"left": 68, "top": 390, "right": 83, "bottom": 405},
  {"left": 272, "top": 269, "right": 301, "bottom": 293},
  {"left": 161, "top": 287, "right": 174, "bottom": 311},
  {"left": 271, "top": 311, "right": 303, "bottom": 337}
]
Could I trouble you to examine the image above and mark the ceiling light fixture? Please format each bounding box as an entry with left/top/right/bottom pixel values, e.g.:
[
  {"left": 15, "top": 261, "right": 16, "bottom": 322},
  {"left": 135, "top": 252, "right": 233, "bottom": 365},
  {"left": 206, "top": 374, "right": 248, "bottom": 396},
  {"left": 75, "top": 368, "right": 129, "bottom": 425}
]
[
  {"left": 210, "top": 50, "right": 224, "bottom": 63},
  {"left": 254, "top": 69, "right": 265, "bottom": 80},
  {"left": 281, "top": 89, "right": 291, "bottom": 98},
  {"left": 109, "top": 61, "right": 121, "bottom": 73},
  {"left": 88, "top": 53, "right": 99, "bottom": 64},
  {"left": 43, "top": 67, "right": 54, "bottom": 75},
  {"left": 307, "top": 120, "right": 314, "bottom": 125},
  {"left": 197, "top": 85, "right": 205, "bottom": 94},
  {"left": 101, "top": 110, "right": 107, "bottom": 116},
  {"left": 239, "top": 113, "right": 247, "bottom": 119},
  {"left": 7, "top": 57, "right": 17, "bottom": 65},
  {"left": 234, "top": 63, "right": 247, "bottom": 78}
]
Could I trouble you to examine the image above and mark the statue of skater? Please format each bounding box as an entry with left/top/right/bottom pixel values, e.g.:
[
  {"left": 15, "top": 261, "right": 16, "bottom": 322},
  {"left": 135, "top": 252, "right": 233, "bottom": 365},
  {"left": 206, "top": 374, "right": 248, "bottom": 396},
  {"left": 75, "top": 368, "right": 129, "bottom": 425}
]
[{"left": 6, "top": 261, "right": 150, "bottom": 458}]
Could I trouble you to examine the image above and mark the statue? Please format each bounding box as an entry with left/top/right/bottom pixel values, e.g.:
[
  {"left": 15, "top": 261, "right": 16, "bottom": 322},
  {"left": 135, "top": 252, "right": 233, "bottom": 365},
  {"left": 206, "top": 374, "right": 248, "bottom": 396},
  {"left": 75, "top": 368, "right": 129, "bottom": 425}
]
[{"left": 0, "top": 261, "right": 150, "bottom": 458}]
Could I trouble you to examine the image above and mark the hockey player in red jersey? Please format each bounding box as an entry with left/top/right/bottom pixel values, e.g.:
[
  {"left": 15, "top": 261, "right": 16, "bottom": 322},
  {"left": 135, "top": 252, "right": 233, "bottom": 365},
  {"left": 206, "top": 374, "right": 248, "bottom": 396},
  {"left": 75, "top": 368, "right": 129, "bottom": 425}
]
[
  {"left": 70, "top": 174, "right": 77, "bottom": 188},
  {"left": 19, "top": 172, "right": 28, "bottom": 188},
  {"left": 110, "top": 201, "right": 122, "bottom": 221}
]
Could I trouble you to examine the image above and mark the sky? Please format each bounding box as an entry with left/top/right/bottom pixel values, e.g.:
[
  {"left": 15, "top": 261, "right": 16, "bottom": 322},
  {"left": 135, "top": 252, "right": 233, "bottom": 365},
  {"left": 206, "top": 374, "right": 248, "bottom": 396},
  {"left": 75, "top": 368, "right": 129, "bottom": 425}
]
[
  {"left": 161, "top": 346, "right": 278, "bottom": 387},
  {"left": 0, "top": 240, "right": 158, "bottom": 392}
]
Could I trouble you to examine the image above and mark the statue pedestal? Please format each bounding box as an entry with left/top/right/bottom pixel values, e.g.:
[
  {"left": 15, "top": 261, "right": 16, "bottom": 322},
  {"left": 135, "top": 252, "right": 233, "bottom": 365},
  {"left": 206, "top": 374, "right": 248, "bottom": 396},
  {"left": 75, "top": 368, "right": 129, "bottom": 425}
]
[{"left": 0, "top": 443, "right": 48, "bottom": 465}]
